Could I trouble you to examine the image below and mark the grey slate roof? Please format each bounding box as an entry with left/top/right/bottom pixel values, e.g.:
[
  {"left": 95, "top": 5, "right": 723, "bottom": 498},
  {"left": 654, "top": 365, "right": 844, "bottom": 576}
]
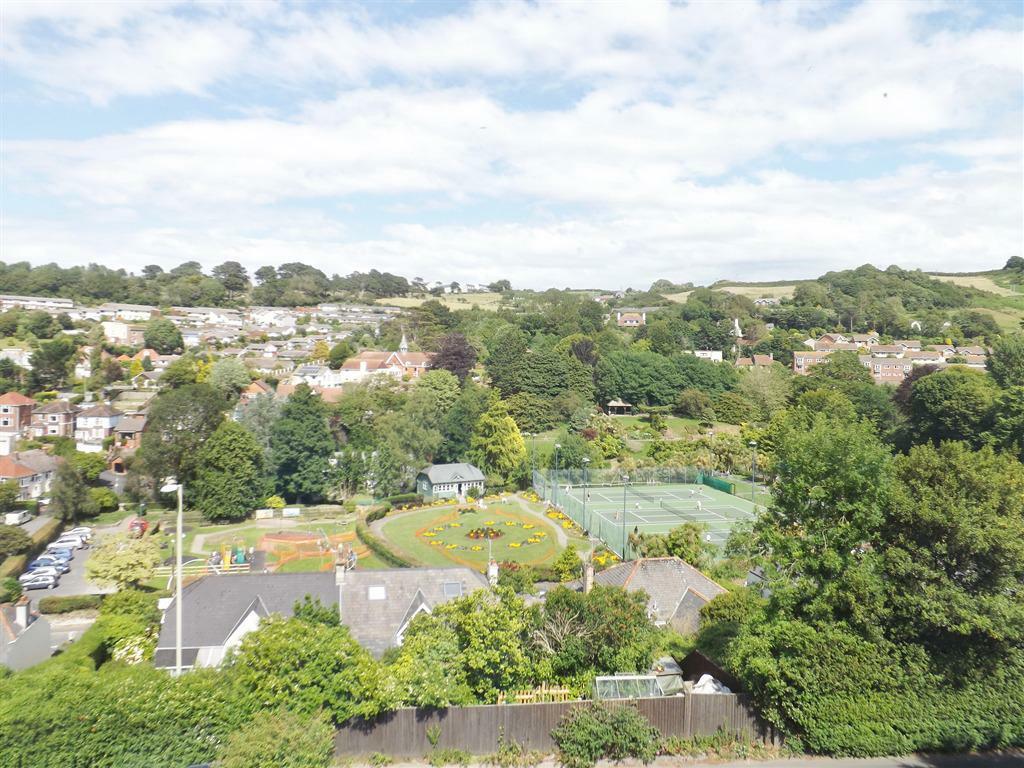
[
  {"left": 154, "top": 572, "right": 336, "bottom": 667},
  {"left": 116, "top": 415, "right": 147, "bottom": 433},
  {"left": 339, "top": 567, "right": 488, "bottom": 657},
  {"left": 419, "top": 463, "right": 485, "bottom": 485},
  {"left": 574, "top": 557, "right": 726, "bottom": 633},
  {"left": 77, "top": 403, "right": 122, "bottom": 418}
]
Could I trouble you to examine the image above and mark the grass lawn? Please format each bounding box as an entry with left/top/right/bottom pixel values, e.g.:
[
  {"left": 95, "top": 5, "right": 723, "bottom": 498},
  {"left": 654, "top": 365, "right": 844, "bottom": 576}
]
[{"left": 380, "top": 503, "right": 564, "bottom": 570}]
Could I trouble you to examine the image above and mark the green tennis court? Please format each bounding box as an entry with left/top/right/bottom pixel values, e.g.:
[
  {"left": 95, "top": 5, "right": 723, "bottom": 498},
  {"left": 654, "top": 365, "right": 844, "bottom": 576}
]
[{"left": 552, "top": 481, "right": 760, "bottom": 555}]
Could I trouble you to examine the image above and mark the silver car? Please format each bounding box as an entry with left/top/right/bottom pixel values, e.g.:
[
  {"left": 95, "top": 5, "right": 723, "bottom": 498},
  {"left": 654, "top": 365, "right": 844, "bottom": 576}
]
[
  {"left": 21, "top": 573, "right": 58, "bottom": 590},
  {"left": 20, "top": 566, "right": 61, "bottom": 583}
]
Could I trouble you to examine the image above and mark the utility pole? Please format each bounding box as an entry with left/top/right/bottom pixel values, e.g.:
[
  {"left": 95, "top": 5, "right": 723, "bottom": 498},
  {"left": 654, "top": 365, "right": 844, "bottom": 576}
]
[
  {"left": 582, "top": 457, "right": 590, "bottom": 534},
  {"left": 161, "top": 477, "right": 184, "bottom": 677},
  {"left": 553, "top": 443, "right": 561, "bottom": 508},
  {"left": 749, "top": 440, "right": 758, "bottom": 504},
  {"left": 621, "top": 474, "right": 628, "bottom": 560}
]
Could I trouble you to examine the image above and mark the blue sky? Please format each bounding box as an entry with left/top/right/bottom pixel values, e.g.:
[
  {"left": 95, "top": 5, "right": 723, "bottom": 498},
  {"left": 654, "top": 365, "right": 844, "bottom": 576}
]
[{"left": 1, "top": 0, "right": 1021, "bottom": 289}]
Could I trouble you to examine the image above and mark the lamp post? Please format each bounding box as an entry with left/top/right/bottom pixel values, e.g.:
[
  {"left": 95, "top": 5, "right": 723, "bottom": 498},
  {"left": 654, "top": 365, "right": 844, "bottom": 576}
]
[
  {"left": 748, "top": 440, "right": 758, "bottom": 504},
  {"left": 581, "top": 457, "right": 591, "bottom": 534},
  {"left": 621, "top": 474, "right": 629, "bottom": 560},
  {"left": 553, "top": 443, "right": 561, "bottom": 507},
  {"left": 160, "top": 476, "right": 184, "bottom": 677}
]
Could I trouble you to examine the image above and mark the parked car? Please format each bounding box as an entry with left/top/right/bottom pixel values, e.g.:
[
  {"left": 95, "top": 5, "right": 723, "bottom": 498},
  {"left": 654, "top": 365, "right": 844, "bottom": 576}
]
[
  {"left": 67, "top": 526, "right": 93, "bottom": 541},
  {"left": 19, "top": 566, "right": 61, "bottom": 583},
  {"left": 128, "top": 518, "right": 149, "bottom": 538},
  {"left": 27, "top": 556, "right": 70, "bottom": 573},
  {"left": 21, "top": 573, "right": 58, "bottom": 590},
  {"left": 50, "top": 534, "right": 86, "bottom": 550},
  {"left": 44, "top": 545, "right": 74, "bottom": 560},
  {"left": 3, "top": 510, "right": 32, "bottom": 526}
]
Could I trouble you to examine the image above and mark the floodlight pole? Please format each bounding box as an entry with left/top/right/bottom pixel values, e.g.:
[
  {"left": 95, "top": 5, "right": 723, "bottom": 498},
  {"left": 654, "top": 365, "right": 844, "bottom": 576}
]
[
  {"left": 553, "top": 443, "right": 561, "bottom": 508},
  {"left": 581, "top": 457, "right": 590, "bottom": 534},
  {"left": 749, "top": 440, "right": 758, "bottom": 504},
  {"left": 621, "top": 475, "right": 629, "bottom": 560},
  {"left": 162, "top": 477, "right": 184, "bottom": 677}
]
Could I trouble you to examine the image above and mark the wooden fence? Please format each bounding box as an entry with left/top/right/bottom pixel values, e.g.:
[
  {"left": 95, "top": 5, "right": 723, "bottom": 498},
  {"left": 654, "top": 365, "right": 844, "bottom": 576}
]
[{"left": 335, "top": 695, "right": 776, "bottom": 757}]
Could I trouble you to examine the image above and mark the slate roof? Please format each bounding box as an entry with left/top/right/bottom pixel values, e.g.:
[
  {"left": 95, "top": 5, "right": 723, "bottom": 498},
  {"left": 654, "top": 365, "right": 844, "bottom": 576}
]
[
  {"left": 33, "top": 400, "right": 77, "bottom": 415},
  {"left": 116, "top": 415, "right": 147, "bottom": 433},
  {"left": 419, "top": 463, "right": 485, "bottom": 485},
  {"left": 154, "top": 572, "right": 337, "bottom": 668},
  {"left": 585, "top": 557, "right": 726, "bottom": 631},
  {"left": 78, "top": 404, "right": 122, "bottom": 418},
  {"left": 339, "top": 567, "right": 488, "bottom": 657}
]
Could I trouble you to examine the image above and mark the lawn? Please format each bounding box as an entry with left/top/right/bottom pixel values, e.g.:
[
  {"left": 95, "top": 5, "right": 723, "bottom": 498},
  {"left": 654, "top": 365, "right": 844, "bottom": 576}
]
[{"left": 379, "top": 503, "right": 564, "bottom": 570}]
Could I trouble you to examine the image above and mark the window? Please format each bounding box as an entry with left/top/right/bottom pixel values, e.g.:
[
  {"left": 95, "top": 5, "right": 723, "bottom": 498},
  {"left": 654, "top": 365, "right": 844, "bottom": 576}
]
[
  {"left": 367, "top": 585, "right": 386, "bottom": 601},
  {"left": 442, "top": 582, "right": 462, "bottom": 599},
  {"left": 1, "top": 419, "right": 8, "bottom": 427},
  {"left": 0, "top": 406, "right": 9, "bottom": 413}
]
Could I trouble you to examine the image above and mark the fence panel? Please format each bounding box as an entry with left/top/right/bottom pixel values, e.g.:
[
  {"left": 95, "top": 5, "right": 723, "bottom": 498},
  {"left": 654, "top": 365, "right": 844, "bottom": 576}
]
[{"left": 334, "top": 695, "right": 775, "bottom": 757}]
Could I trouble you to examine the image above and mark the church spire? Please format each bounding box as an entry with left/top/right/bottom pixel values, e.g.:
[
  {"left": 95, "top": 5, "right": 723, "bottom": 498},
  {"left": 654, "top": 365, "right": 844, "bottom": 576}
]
[{"left": 399, "top": 332, "right": 409, "bottom": 353}]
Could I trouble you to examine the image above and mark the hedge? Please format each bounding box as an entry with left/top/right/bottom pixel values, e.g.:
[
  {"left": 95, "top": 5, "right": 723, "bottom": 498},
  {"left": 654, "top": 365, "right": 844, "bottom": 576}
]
[
  {"left": 385, "top": 493, "right": 423, "bottom": 506},
  {"left": 0, "top": 517, "right": 63, "bottom": 579},
  {"left": 38, "top": 594, "right": 104, "bottom": 614},
  {"left": 354, "top": 522, "right": 416, "bottom": 568},
  {"left": 365, "top": 504, "right": 390, "bottom": 524}
]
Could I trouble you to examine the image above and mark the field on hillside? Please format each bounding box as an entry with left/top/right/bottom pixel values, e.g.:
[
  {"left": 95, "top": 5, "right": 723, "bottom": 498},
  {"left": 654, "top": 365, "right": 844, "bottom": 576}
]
[
  {"left": 377, "top": 292, "right": 508, "bottom": 310},
  {"left": 929, "top": 274, "right": 1020, "bottom": 297},
  {"left": 664, "top": 284, "right": 798, "bottom": 303}
]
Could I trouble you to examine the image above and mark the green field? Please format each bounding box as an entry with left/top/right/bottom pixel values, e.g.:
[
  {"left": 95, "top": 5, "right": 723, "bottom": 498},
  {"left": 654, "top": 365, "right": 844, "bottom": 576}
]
[
  {"left": 376, "top": 292, "right": 508, "bottom": 310},
  {"left": 379, "top": 503, "right": 563, "bottom": 569}
]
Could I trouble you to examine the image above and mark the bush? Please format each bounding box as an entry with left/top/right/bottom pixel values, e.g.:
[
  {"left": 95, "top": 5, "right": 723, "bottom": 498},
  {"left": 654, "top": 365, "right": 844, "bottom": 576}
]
[
  {"left": 551, "top": 703, "right": 661, "bottom": 768},
  {"left": 385, "top": 492, "right": 423, "bottom": 506},
  {"left": 355, "top": 522, "right": 416, "bottom": 567},
  {"left": 366, "top": 504, "right": 391, "bottom": 524},
  {"left": 89, "top": 487, "right": 120, "bottom": 513},
  {"left": 101, "top": 588, "right": 161, "bottom": 625},
  {"left": 216, "top": 710, "right": 334, "bottom": 768},
  {"left": 427, "top": 748, "right": 473, "bottom": 767},
  {"left": 0, "top": 523, "right": 32, "bottom": 560},
  {"left": 0, "top": 576, "right": 22, "bottom": 603},
  {"left": 38, "top": 594, "right": 103, "bottom": 614}
]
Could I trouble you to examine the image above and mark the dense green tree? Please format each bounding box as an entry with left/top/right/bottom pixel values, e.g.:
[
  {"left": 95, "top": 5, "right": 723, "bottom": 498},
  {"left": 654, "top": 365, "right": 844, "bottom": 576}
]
[
  {"left": 236, "top": 393, "right": 280, "bottom": 464},
  {"left": 484, "top": 326, "right": 529, "bottom": 396},
  {"left": 469, "top": 399, "right": 527, "bottom": 484},
  {"left": 0, "top": 480, "right": 20, "bottom": 516},
  {"left": 49, "top": 461, "right": 96, "bottom": 525},
  {"left": 432, "top": 332, "right": 478, "bottom": 382},
  {"left": 143, "top": 318, "right": 184, "bottom": 354},
  {"left": 293, "top": 595, "right": 341, "bottom": 627},
  {"left": 193, "top": 421, "right": 268, "bottom": 522},
  {"left": 674, "top": 387, "right": 716, "bottom": 421},
  {"left": 206, "top": 358, "right": 250, "bottom": 397},
  {"left": 270, "top": 384, "right": 336, "bottom": 502},
  {"left": 29, "top": 337, "right": 76, "bottom": 390},
  {"left": 384, "top": 622, "right": 476, "bottom": 708},
  {"left": 712, "top": 391, "right": 756, "bottom": 424},
  {"left": 595, "top": 351, "right": 682, "bottom": 406},
  {"left": 990, "top": 386, "right": 1024, "bottom": 461},
  {"left": 629, "top": 522, "right": 715, "bottom": 570},
  {"left": 211, "top": 261, "right": 250, "bottom": 296},
  {"left": 737, "top": 365, "right": 791, "bottom": 420},
  {"left": 327, "top": 340, "right": 354, "bottom": 369},
  {"left": 438, "top": 384, "right": 493, "bottom": 462},
  {"left": 226, "top": 616, "right": 383, "bottom": 722},
  {"left": 86, "top": 534, "right": 162, "bottom": 588},
  {"left": 216, "top": 710, "right": 333, "bottom": 768},
  {"left": 881, "top": 442, "right": 1024, "bottom": 653},
  {"left": 0, "top": 523, "right": 32, "bottom": 560},
  {"left": 909, "top": 367, "right": 998, "bottom": 446},
  {"left": 987, "top": 332, "right": 1024, "bottom": 387},
  {"left": 138, "top": 384, "right": 228, "bottom": 485}
]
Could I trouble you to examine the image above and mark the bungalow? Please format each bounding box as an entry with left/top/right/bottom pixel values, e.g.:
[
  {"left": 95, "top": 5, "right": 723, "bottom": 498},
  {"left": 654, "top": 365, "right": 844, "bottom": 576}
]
[
  {"left": 736, "top": 353, "right": 774, "bottom": 368},
  {"left": 416, "top": 463, "right": 485, "bottom": 500},
  {"left": 616, "top": 311, "right": 646, "bottom": 328},
  {"left": 30, "top": 400, "right": 78, "bottom": 438},
  {"left": 575, "top": 557, "right": 726, "bottom": 635},
  {"left": 153, "top": 566, "right": 487, "bottom": 669}
]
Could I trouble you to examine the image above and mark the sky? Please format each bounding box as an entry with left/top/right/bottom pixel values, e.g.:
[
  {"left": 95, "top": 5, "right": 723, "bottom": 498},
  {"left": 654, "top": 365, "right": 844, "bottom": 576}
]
[{"left": 1, "top": 0, "right": 1021, "bottom": 290}]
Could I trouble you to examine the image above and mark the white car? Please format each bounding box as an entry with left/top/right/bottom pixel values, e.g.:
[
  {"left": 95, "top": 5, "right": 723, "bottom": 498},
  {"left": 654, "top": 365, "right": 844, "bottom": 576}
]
[
  {"left": 50, "top": 534, "right": 86, "bottom": 550},
  {"left": 67, "top": 526, "right": 93, "bottom": 540},
  {"left": 20, "top": 566, "right": 61, "bottom": 583}
]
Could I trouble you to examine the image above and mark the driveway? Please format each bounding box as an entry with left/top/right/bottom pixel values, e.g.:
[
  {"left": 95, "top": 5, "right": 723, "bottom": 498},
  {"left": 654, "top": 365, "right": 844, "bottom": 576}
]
[{"left": 22, "top": 514, "right": 55, "bottom": 536}]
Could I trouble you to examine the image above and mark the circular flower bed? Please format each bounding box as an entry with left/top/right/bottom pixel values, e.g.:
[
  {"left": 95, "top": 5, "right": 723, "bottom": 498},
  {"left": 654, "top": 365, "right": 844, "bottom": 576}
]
[{"left": 467, "top": 526, "right": 502, "bottom": 540}]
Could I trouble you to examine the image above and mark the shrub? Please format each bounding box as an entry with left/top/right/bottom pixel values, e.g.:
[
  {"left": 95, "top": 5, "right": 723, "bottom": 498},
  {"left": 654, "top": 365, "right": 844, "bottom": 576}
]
[
  {"left": 553, "top": 547, "right": 583, "bottom": 582},
  {"left": 38, "top": 594, "right": 103, "bottom": 614},
  {"left": 0, "top": 576, "right": 22, "bottom": 603},
  {"left": 368, "top": 753, "right": 393, "bottom": 767},
  {"left": 427, "top": 748, "right": 472, "bottom": 767},
  {"left": 89, "top": 487, "right": 120, "bottom": 513},
  {"left": 101, "top": 588, "right": 161, "bottom": 625},
  {"left": 551, "top": 703, "right": 661, "bottom": 768},
  {"left": 216, "top": 710, "right": 334, "bottom": 768},
  {"left": 365, "top": 505, "right": 390, "bottom": 524},
  {"left": 486, "top": 731, "right": 543, "bottom": 768},
  {"left": 0, "top": 523, "right": 32, "bottom": 560},
  {"left": 266, "top": 495, "right": 286, "bottom": 509},
  {"left": 386, "top": 492, "right": 423, "bottom": 506},
  {"left": 355, "top": 522, "right": 416, "bottom": 567}
]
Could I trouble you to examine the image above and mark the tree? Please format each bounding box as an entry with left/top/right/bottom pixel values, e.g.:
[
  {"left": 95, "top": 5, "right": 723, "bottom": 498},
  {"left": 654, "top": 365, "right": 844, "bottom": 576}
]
[
  {"left": 909, "top": 367, "right": 998, "bottom": 446},
  {"left": 469, "top": 399, "right": 527, "bottom": 484},
  {"left": 987, "top": 332, "right": 1024, "bottom": 388},
  {"left": 737, "top": 365, "right": 791, "bottom": 420},
  {"left": 293, "top": 595, "right": 340, "bottom": 627},
  {"left": 712, "top": 391, "right": 755, "bottom": 424},
  {"left": 226, "top": 616, "right": 383, "bottom": 722},
  {"left": 327, "top": 340, "right": 354, "bottom": 369},
  {"left": 553, "top": 547, "right": 583, "bottom": 582},
  {"left": 86, "top": 534, "right": 162, "bottom": 588},
  {"left": 206, "top": 358, "right": 250, "bottom": 398},
  {"left": 49, "top": 461, "right": 95, "bottom": 525},
  {"left": 384, "top": 621, "right": 476, "bottom": 708},
  {"left": 211, "top": 261, "right": 250, "bottom": 296},
  {"left": 29, "top": 337, "right": 76, "bottom": 390},
  {"left": 505, "top": 392, "right": 558, "bottom": 433},
  {"left": 484, "top": 327, "right": 529, "bottom": 396},
  {"left": 193, "top": 421, "right": 268, "bottom": 522},
  {"left": 0, "top": 481, "right": 19, "bottom": 516},
  {"left": 270, "top": 384, "right": 336, "bottom": 502},
  {"left": 138, "top": 384, "right": 228, "bottom": 485},
  {"left": 990, "top": 386, "right": 1024, "bottom": 461},
  {"left": 70, "top": 450, "right": 107, "bottom": 482},
  {"left": 675, "top": 388, "right": 715, "bottom": 421},
  {"left": 595, "top": 351, "right": 682, "bottom": 407},
  {"left": 216, "top": 710, "right": 333, "bottom": 768},
  {"left": 432, "top": 332, "right": 478, "bottom": 382},
  {"left": 237, "top": 393, "right": 281, "bottom": 464},
  {"left": 0, "top": 523, "right": 32, "bottom": 560},
  {"left": 488, "top": 279, "right": 512, "bottom": 292},
  {"left": 881, "top": 442, "right": 1024, "bottom": 654},
  {"left": 629, "top": 523, "right": 715, "bottom": 570},
  {"left": 143, "top": 318, "right": 184, "bottom": 354},
  {"left": 438, "top": 384, "right": 493, "bottom": 462}
]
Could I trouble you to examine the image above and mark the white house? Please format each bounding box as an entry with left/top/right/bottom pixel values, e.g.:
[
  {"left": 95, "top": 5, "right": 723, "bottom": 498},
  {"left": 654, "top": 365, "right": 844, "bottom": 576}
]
[{"left": 75, "top": 404, "right": 123, "bottom": 453}]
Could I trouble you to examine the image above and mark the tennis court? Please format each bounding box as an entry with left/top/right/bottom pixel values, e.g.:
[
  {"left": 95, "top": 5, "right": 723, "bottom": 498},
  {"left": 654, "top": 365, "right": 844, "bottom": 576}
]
[{"left": 544, "top": 478, "right": 760, "bottom": 557}]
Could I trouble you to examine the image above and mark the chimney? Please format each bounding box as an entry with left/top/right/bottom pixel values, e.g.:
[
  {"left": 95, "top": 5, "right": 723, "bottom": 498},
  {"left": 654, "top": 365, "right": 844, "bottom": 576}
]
[
  {"left": 487, "top": 559, "right": 499, "bottom": 587},
  {"left": 14, "top": 596, "right": 30, "bottom": 629},
  {"left": 583, "top": 561, "right": 594, "bottom": 594}
]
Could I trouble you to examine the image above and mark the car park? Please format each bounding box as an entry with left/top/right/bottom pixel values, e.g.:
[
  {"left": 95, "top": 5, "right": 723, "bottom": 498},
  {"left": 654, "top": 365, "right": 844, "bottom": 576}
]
[
  {"left": 67, "top": 527, "right": 93, "bottom": 541},
  {"left": 44, "top": 545, "right": 74, "bottom": 560},
  {"left": 19, "top": 566, "right": 61, "bottom": 583},
  {"left": 21, "top": 573, "right": 58, "bottom": 590},
  {"left": 27, "top": 556, "right": 70, "bottom": 573}
]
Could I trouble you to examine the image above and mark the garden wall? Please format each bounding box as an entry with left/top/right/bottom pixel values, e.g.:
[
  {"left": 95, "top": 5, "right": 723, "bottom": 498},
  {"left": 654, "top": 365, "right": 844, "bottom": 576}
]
[{"left": 335, "top": 695, "right": 777, "bottom": 757}]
